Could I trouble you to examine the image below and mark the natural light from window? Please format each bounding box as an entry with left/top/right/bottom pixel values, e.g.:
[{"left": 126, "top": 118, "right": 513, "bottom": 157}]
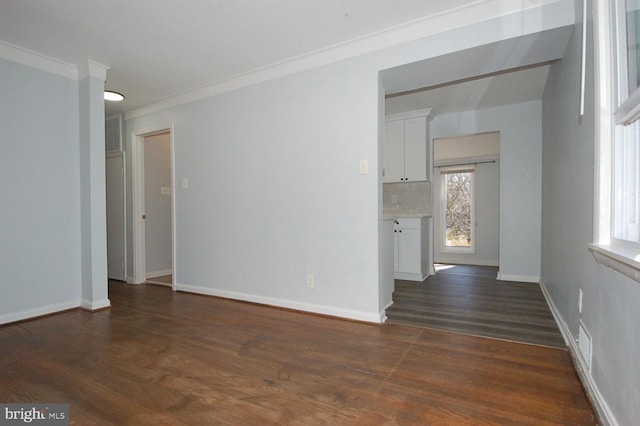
[
  {"left": 592, "top": 0, "right": 640, "bottom": 281},
  {"left": 442, "top": 166, "right": 475, "bottom": 250}
]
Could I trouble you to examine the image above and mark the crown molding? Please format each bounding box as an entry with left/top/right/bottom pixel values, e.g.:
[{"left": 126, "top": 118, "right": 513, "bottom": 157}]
[
  {"left": 0, "top": 40, "right": 78, "bottom": 80},
  {"left": 0, "top": 41, "right": 109, "bottom": 82},
  {"left": 123, "top": 0, "right": 568, "bottom": 120},
  {"left": 78, "top": 60, "right": 109, "bottom": 81}
]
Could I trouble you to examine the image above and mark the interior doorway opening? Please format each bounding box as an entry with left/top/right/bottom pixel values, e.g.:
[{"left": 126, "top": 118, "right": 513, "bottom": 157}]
[
  {"left": 433, "top": 132, "right": 500, "bottom": 268},
  {"left": 131, "top": 125, "right": 176, "bottom": 289}
]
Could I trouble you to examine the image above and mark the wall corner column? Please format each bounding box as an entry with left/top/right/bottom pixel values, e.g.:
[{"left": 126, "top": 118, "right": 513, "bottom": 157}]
[{"left": 79, "top": 60, "right": 111, "bottom": 311}]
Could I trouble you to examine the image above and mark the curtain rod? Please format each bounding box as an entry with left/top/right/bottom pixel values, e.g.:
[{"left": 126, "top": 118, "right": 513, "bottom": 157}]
[{"left": 434, "top": 160, "right": 496, "bottom": 168}]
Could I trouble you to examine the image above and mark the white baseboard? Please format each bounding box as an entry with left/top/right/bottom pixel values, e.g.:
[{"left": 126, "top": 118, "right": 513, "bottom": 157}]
[
  {"left": 81, "top": 298, "right": 111, "bottom": 311},
  {"left": 496, "top": 272, "right": 540, "bottom": 283},
  {"left": 434, "top": 258, "right": 499, "bottom": 267},
  {"left": 394, "top": 271, "right": 427, "bottom": 281},
  {"left": 175, "top": 283, "right": 383, "bottom": 324},
  {"left": 380, "top": 300, "right": 394, "bottom": 323},
  {"left": 539, "top": 280, "right": 618, "bottom": 426},
  {"left": 0, "top": 300, "right": 81, "bottom": 325},
  {"left": 146, "top": 269, "right": 172, "bottom": 279}
]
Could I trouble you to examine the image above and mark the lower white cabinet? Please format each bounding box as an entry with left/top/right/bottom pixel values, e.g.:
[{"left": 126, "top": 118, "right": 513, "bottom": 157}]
[{"left": 393, "top": 217, "right": 432, "bottom": 281}]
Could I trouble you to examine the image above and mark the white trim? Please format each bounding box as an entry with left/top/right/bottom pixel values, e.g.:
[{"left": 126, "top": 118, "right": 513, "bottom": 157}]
[
  {"left": 385, "top": 108, "right": 433, "bottom": 122},
  {"left": 434, "top": 258, "right": 499, "bottom": 267},
  {"left": 106, "top": 151, "right": 122, "bottom": 160},
  {"left": 81, "top": 299, "right": 111, "bottom": 311},
  {"left": 593, "top": 0, "right": 614, "bottom": 246},
  {"left": 589, "top": 243, "right": 640, "bottom": 283},
  {"left": 394, "top": 271, "right": 429, "bottom": 281},
  {"left": 580, "top": 0, "right": 588, "bottom": 116},
  {"left": 615, "top": 86, "right": 640, "bottom": 125},
  {"left": 131, "top": 124, "right": 177, "bottom": 288},
  {"left": 124, "top": 0, "right": 569, "bottom": 119},
  {"left": 496, "top": 273, "right": 540, "bottom": 283},
  {"left": 131, "top": 130, "right": 146, "bottom": 284},
  {"left": 146, "top": 269, "right": 173, "bottom": 279},
  {"left": 0, "top": 300, "right": 81, "bottom": 325},
  {"left": 379, "top": 298, "right": 394, "bottom": 323},
  {"left": 78, "top": 59, "right": 109, "bottom": 81},
  {"left": 175, "top": 283, "right": 383, "bottom": 324},
  {"left": 0, "top": 40, "right": 78, "bottom": 80},
  {"left": 539, "top": 280, "right": 619, "bottom": 426}
]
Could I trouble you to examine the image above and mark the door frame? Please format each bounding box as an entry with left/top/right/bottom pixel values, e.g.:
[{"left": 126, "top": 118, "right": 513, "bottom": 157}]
[{"left": 131, "top": 123, "right": 176, "bottom": 289}]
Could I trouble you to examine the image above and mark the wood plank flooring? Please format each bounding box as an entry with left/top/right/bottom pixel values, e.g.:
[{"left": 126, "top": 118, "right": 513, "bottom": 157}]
[
  {"left": 386, "top": 265, "right": 566, "bottom": 348},
  {"left": 0, "top": 281, "right": 595, "bottom": 425}
]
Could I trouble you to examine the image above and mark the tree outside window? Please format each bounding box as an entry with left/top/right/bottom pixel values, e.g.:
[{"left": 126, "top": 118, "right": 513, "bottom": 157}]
[{"left": 442, "top": 167, "right": 474, "bottom": 249}]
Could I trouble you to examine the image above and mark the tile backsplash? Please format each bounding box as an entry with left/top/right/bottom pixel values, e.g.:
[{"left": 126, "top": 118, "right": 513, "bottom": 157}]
[{"left": 383, "top": 181, "right": 431, "bottom": 215}]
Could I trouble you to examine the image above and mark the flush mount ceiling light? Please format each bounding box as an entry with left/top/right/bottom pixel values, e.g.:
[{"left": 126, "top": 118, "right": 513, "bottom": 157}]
[{"left": 104, "top": 90, "right": 125, "bottom": 101}]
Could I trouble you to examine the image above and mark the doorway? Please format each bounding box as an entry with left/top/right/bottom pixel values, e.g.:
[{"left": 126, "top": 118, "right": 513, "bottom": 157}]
[
  {"left": 433, "top": 132, "right": 500, "bottom": 267},
  {"left": 131, "top": 125, "right": 175, "bottom": 288}
]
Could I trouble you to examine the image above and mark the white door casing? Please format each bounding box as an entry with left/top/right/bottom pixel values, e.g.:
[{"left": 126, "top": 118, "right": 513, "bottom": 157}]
[{"left": 131, "top": 123, "right": 176, "bottom": 288}]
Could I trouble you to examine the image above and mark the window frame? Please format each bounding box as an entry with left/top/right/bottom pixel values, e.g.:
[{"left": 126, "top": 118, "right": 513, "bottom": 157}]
[
  {"left": 440, "top": 165, "right": 476, "bottom": 254},
  {"left": 591, "top": 0, "right": 640, "bottom": 282}
]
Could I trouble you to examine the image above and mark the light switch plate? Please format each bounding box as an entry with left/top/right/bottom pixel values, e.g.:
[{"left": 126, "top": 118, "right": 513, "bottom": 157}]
[
  {"left": 182, "top": 178, "right": 189, "bottom": 189},
  {"left": 359, "top": 159, "right": 369, "bottom": 175}
]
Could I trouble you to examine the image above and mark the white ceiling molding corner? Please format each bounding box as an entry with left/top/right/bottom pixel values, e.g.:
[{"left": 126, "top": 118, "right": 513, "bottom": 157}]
[
  {"left": 0, "top": 40, "right": 78, "bottom": 81},
  {"left": 78, "top": 60, "right": 109, "bottom": 82}
]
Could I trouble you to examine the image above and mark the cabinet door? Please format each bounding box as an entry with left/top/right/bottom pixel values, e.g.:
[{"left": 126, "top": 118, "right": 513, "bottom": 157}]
[
  {"left": 403, "top": 116, "right": 427, "bottom": 181},
  {"left": 397, "top": 228, "right": 421, "bottom": 273},
  {"left": 383, "top": 120, "right": 405, "bottom": 183}
]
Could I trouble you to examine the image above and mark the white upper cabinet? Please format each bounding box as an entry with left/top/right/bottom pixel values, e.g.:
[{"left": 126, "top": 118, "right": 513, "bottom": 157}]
[
  {"left": 383, "top": 120, "right": 405, "bottom": 183},
  {"left": 383, "top": 109, "right": 432, "bottom": 183}
]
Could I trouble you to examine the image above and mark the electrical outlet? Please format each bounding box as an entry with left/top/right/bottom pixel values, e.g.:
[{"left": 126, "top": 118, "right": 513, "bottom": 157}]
[{"left": 307, "top": 273, "right": 315, "bottom": 289}]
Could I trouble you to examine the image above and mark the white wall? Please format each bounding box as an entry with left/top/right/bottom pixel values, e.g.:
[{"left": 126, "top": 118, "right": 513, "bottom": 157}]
[
  {"left": 0, "top": 58, "right": 82, "bottom": 323},
  {"left": 0, "top": 1, "right": 574, "bottom": 325},
  {"left": 127, "top": 58, "right": 382, "bottom": 321},
  {"left": 541, "top": 1, "right": 640, "bottom": 423},
  {"left": 123, "top": 2, "right": 573, "bottom": 321},
  {"left": 0, "top": 0, "right": 573, "bottom": 325},
  {"left": 431, "top": 101, "right": 542, "bottom": 281}
]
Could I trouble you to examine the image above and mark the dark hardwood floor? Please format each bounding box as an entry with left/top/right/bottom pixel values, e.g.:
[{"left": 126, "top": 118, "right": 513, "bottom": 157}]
[
  {"left": 386, "top": 265, "right": 566, "bottom": 349},
  {"left": 0, "top": 281, "right": 595, "bottom": 425}
]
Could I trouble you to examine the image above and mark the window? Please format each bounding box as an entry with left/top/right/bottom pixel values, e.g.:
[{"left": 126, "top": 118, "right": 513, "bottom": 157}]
[
  {"left": 592, "top": 0, "right": 640, "bottom": 280},
  {"left": 613, "top": 1, "right": 640, "bottom": 248},
  {"left": 441, "top": 166, "right": 475, "bottom": 252}
]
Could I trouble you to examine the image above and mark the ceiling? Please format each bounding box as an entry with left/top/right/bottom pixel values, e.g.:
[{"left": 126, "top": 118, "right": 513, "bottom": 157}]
[
  {"left": 383, "top": 27, "right": 573, "bottom": 115},
  {"left": 0, "top": 0, "right": 572, "bottom": 116},
  {"left": 385, "top": 65, "right": 552, "bottom": 115}
]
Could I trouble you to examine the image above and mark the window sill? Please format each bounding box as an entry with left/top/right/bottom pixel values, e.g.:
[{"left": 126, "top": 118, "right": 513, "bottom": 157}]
[{"left": 589, "top": 243, "right": 640, "bottom": 283}]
